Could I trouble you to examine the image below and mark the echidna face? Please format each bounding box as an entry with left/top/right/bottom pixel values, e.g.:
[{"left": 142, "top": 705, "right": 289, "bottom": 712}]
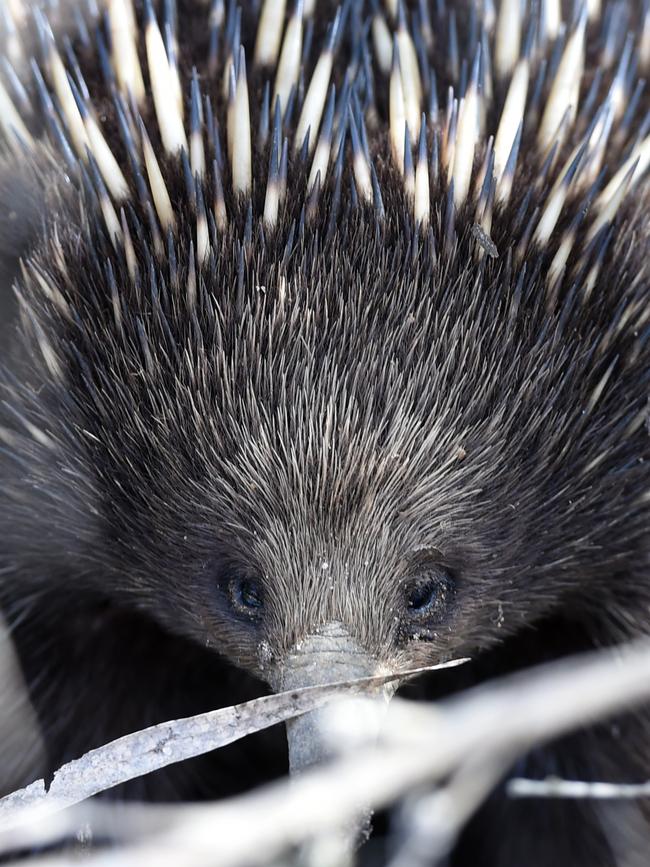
[{"left": 12, "top": 203, "right": 606, "bottom": 687}]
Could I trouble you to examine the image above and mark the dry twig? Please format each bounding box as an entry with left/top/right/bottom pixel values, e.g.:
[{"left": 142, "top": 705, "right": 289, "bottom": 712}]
[{"left": 508, "top": 778, "right": 650, "bottom": 799}]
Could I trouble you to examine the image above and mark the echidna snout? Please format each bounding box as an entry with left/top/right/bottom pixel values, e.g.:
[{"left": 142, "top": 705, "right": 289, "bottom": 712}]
[{"left": 271, "top": 622, "right": 381, "bottom": 774}]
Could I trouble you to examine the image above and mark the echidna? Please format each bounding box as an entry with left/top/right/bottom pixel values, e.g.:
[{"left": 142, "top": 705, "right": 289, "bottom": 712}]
[{"left": 1, "top": 0, "right": 650, "bottom": 862}]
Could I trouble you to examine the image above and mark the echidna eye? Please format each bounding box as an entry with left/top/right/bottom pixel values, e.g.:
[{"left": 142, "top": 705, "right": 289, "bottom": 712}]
[
  {"left": 228, "top": 576, "right": 265, "bottom": 619},
  {"left": 403, "top": 571, "right": 453, "bottom": 622},
  {"left": 405, "top": 577, "right": 438, "bottom": 612}
]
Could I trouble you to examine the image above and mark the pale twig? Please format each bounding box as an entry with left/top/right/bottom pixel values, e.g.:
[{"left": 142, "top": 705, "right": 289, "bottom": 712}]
[
  {"left": 508, "top": 778, "right": 650, "bottom": 799},
  {"left": 388, "top": 753, "right": 514, "bottom": 867},
  {"left": 0, "top": 660, "right": 466, "bottom": 834}
]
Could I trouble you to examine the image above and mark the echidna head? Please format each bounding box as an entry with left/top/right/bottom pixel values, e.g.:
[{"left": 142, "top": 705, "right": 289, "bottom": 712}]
[{"left": 11, "top": 178, "right": 637, "bottom": 773}]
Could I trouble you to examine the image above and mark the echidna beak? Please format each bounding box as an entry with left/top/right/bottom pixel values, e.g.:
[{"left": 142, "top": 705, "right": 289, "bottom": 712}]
[{"left": 273, "top": 621, "right": 391, "bottom": 777}]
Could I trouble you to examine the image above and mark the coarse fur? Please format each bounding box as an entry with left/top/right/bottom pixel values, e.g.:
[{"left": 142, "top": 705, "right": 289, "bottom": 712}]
[{"left": 0, "top": 0, "right": 650, "bottom": 864}]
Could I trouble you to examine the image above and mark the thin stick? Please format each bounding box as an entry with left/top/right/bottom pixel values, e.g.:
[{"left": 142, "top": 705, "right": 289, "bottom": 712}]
[
  {"left": 0, "top": 661, "right": 466, "bottom": 833},
  {"left": 508, "top": 778, "right": 650, "bottom": 799}
]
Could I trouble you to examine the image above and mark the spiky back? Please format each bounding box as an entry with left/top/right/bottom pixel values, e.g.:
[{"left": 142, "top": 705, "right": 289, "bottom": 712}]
[
  {"left": 2, "top": 0, "right": 649, "bottom": 258},
  {"left": 0, "top": 0, "right": 649, "bottom": 662}
]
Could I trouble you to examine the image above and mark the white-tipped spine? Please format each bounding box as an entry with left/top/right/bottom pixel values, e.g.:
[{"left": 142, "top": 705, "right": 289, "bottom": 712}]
[
  {"left": 190, "top": 134, "right": 206, "bottom": 182},
  {"left": 190, "top": 74, "right": 206, "bottom": 179},
  {"left": 547, "top": 228, "right": 575, "bottom": 288},
  {"left": 586, "top": 0, "right": 601, "bottom": 20},
  {"left": 403, "top": 124, "right": 415, "bottom": 200},
  {"left": 273, "top": 0, "right": 303, "bottom": 115},
  {"left": 231, "top": 47, "right": 252, "bottom": 195},
  {"left": 227, "top": 63, "right": 236, "bottom": 166},
  {"left": 97, "top": 186, "right": 122, "bottom": 247},
  {"left": 493, "top": 58, "right": 528, "bottom": 182},
  {"left": 213, "top": 160, "right": 228, "bottom": 231},
  {"left": 196, "top": 187, "right": 210, "bottom": 265},
  {"left": 145, "top": 2, "right": 187, "bottom": 154},
  {"left": 541, "top": 0, "right": 561, "bottom": 42},
  {"left": 294, "top": 40, "right": 333, "bottom": 153},
  {"left": 264, "top": 104, "right": 281, "bottom": 228},
  {"left": 372, "top": 13, "right": 392, "bottom": 76},
  {"left": 350, "top": 111, "right": 372, "bottom": 204},
  {"left": 255, "top": 0, "right": 287, "bottom": 67},
  {"left": 396, "top": 7, "right": 422, "bottom": 140},
  {"left": 85, "top": 114, "right": 130, "bottom": 201},
  {"left": 307, "top": 85, "right": 335, "bottom": 191},
  {"left": 595, "top": 134, "right": 650, "bottom": 214},
  {"left": 538, "top": 11, "right": 587, "bottom": 150},
  {"left": 264, "top": 176, "right": 280, "bottom": 228},
  {"left": 451, "top": 50, "right": 480, "bottom": 207},
  {"left": 641, "top": 5, "right": 650, "bottom": 72},
  {"left": 141, "top": 120, "right": 176, "bottom": 230},
  {"left": 414, "top": 119, "right": 430, "bottom": 227},
  {"left": 120, "top": 209, "right": 138, "bottom": 281},
  {"left": 596, "top": 135, "right": 650, "bottom": 211},
  {"left": 49, "top": 46, "right": 88, "bottom": 155},
  {"left": 495, "top": 0, "right": 521, "bottom": 79},
  {"left": 389, "top": 41, "right": 406, "bottom": 172},
  {"left": 109, "top": 0, "right": 145, "bottom": 105},
  {"left": 165, "top": 22, "right": 184, "bottom": 122},
  {"left": 533, "top": 183, "right": 568, "bottom": 246}
]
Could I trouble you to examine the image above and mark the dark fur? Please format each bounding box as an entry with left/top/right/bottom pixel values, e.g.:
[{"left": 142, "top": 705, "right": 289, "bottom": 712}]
[{"left": 1, "top": 1, "right": 650, "bottom": 864}]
